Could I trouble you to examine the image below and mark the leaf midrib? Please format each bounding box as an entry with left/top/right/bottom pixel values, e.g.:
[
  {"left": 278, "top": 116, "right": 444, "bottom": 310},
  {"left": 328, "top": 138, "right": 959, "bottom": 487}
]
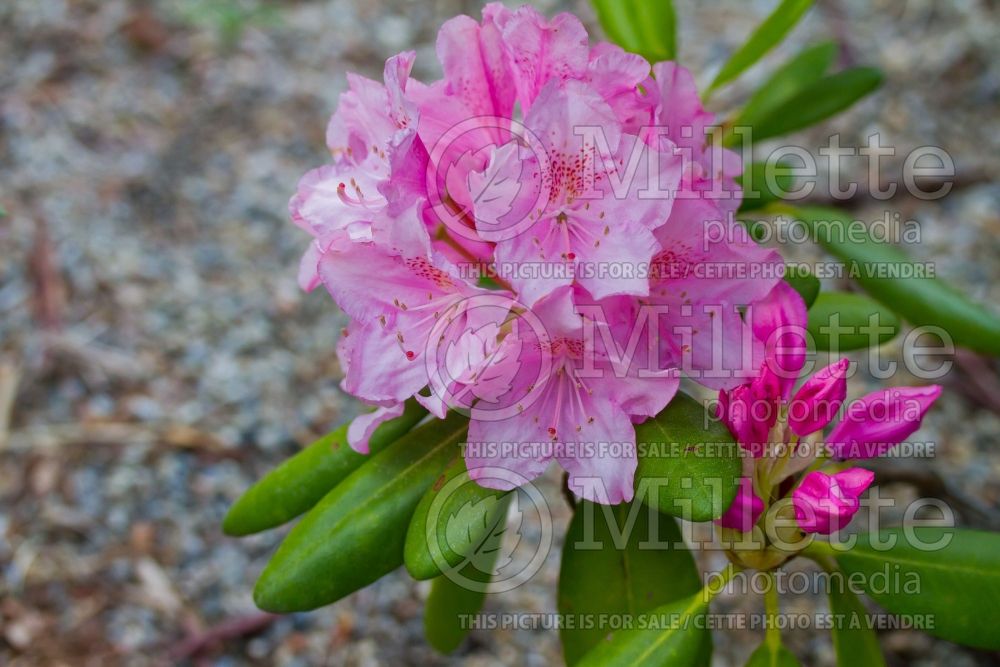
[{"left": 290, "top": 420, "right": 467, "bottom": 564}]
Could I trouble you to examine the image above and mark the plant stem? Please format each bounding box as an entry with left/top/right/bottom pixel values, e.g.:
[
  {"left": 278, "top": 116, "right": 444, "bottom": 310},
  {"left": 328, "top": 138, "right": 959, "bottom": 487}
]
[
  {"left": 764, "top": 570, "right": 781, "bottom": 649},
  {"left": 701, "top": 562, "right": 740, "bottom": 606}
]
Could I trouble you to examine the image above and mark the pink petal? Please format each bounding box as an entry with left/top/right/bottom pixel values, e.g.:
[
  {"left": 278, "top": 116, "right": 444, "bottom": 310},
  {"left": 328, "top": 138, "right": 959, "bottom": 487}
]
[
  {"left": 788, "top": 358, "right": 850, "bottom": 436},
  {"left": 466, "top": 414, "right": 552, "bottom": 491},
  {"left": 793, "top": 468, "right": 874, "bottom": 534},
  {"left": 500, "top": 6, "right": 590, "bottom": 111},
  {"left": 347, "top": 403, "right": 407, "bottom": 454},
  {"left": 827, "top": 385, "right": 943, "bottom": 459},
  {"left": 297, "top": 240, "right": 323, "bottom": 292},
  {"left": 555, "top": 397, "right": 638, "bottom": 505},
  {"left": 716, "top": 477, "right": 764, "bottom": 531},
  {"left": 748, "top": 281, "right": 808, "bottom": 398},
  {"left": 436, "top": 6, "right": 515, "bottom": 118},
  {"left": 337, "top": 320, "right": 428, "bottom": 405}
]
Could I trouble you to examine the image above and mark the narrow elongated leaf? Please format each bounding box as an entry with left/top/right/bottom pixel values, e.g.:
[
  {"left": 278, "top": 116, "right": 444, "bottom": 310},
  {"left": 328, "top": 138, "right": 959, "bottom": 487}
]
[
  {"left": 592, "top": 0, "right": 677, "bottom": 63},
  {"left": 821, "top": 527, "right": 1000, "bottom": 650},
  {"left": 576, "top": 592, "right": 712, "bottom": 667},
  {"left": 708, "top": 0, "right": 813, "bottom": 93},
  {"left": 733, "top": 67, "right": 882, "bottom": 143},
  {"left": 783, "top": 265, "right": 820, "bottom": 308},
  {"left": 791, "top": 206, "right": 1000, "bottom": 356},
  {"left": 424, "top": 559, "right": 497, "bottom": 653},
  {"left": 405, "top": 455, "right": 511, "bottom": 580},
  {"left": 253, "top": 413, "right": 468, "bottom": 612},
  {"left": 223, "top": 400, "right": 427, "bottom": 536},
  {"left": 737, "top": 160, "right": 797, "bottom": 212},
  {"left": 738, "top": 41, "right": 838, "bottom": 129},
  {"left": 558, "top": 500, "right": 702, "bottom": 665},
  {"left": 807, "top": 291, "right": 900, "bottom": 351},
  {"left": 745, "top": 641, "right": 801, "bottom": 667},
  {"left": 827, "top": 580, "right": 886, "bottom": 667},
  {"left": 634, "top": 392, "right": 741, "bottom": 522}
]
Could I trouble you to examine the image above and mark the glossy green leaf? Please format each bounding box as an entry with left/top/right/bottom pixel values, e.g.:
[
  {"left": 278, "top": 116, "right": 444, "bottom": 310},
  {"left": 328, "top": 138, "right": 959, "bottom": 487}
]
[
  {"left": 807, "top": 291, "right": 900, "bottom": 351},
  {"left": 576, "top": 592, "right": 712, "bottom": 667},
  {"left": 818, "top": 527, "right": 1000, "bottom": 650},
  {"left": 592, "top": 0, "right": 677, "bottom": 63},
  {"left": 405, "top": 455, "right": 511, "bottom": 580},
  {"left": 634, "top": 392, "right": 741, "bottom": 522},
  {"left": 708, "top": 0, "right": 813, "bottom": 93},
  {"left": 424, "top": 559, "right": 497, "bottom": 654},
  {"left": 223, "top": 400, "right": 427, "bottom": 536},
  {"left": 791, "top": 206, "right": 1000, "bottom": 356},
  {"left": 827, "top": 579, "right": 886, "bottom": 667},
  {"left": 737, "top": 160, "right": 797, "bottom": 212},
  {"left": 253, "top": 413, "right": 468, "bottom": 612},
  {"left": 732, "top": 67, "right": 882, "bottom": 143},
  {"left": 745, "top": 641, "right": 801, "bottom": 667},
  {"left": 558, "top": 500, "right": 702, "bottom": 665},
  {"left": 737, "top": 41, "right": 837, "bottom": 131},
  {"left": 783, "top": 265, "right": 820, "bottom": 308}
]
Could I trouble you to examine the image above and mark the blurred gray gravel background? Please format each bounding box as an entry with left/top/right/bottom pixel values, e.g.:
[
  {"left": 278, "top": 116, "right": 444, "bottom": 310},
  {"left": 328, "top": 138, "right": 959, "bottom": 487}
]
[{"left": 1, "top": 0, "right": 998, "bottom": 665}]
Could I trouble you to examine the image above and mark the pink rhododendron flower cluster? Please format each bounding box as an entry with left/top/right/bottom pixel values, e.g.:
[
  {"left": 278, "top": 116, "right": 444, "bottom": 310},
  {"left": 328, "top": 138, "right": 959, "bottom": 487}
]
[
  {"left": 715, "top": 285, "right": 942, "bottom": 535},
  {"left": 288, "top": 3, "right": 940, "bottom": 515}
]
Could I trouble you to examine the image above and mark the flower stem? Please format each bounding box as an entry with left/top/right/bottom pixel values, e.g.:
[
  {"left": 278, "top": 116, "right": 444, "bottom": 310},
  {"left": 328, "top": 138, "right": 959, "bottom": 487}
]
[
  {"left": 701, "top": 562, "right": 740, "bottom": 605},
  {"left": 764, "top": 570, "right": 781, "bottom": 649}
]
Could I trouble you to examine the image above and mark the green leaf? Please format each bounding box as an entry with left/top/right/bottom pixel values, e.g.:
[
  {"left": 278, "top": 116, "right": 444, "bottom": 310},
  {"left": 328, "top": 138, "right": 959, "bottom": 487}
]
[
  {"left": 733, "top": 67, "right": 882, "bottom": 143},
  {"left": 783, "top": 265, "right": 820, "bottom": 308},
  {"left": 404, "top": 455, "right": 512, "bottom": 580},
  {"left": 738, "top": 41, "right": 838, "bottom": 131},
  {"left": 423, "top": 561, "right": 496, "bottom": 654},
  {"left": 827, "top": 579, "right": 886, "bottom": 667},
  {"left": 745, "top": 641, "right": 801, "bottom": 667},
  {"left": 592, "top": 0, "right": 677, "bottom": 63},
  {"left": 737, "top": 160, "right": 797, "bottom": 213},
  {"left": 558, "top": 500, "right": 702, "bottom": 665},
  {"left": 708, "top": 0, "right": 814, "bottom": 93},
  {"left": 576, "top": 592, "right": 712, "bottom": 667},
  {"left": 740, "top": 218, "right": 771, "bottom": 244},
  {"left": 223, "top": 400, "right": 427, "bottom": 536},
  {"left": 819, "top": 527, "right": 1000, "bottom": 650},
  {"left": 806, "top": 291, "right": 900, "bottom": 351},
  {"left": 790, "top": 205, "right": 1000, "bottom": 356},
  {"left": 634, "top": 392, "right": 741, "bottom": 522},
  {"left": 252, "top": 412, "right": 468, "bottom": 612}
]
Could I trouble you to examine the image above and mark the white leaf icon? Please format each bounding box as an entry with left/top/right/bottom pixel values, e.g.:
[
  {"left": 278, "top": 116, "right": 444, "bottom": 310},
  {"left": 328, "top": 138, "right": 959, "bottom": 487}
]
[
  {"left": 467, "top": 141, "right": 525, "bottom": 228},
  {"left": 446, "top": 493, "right": 519, "bottom": 577}
]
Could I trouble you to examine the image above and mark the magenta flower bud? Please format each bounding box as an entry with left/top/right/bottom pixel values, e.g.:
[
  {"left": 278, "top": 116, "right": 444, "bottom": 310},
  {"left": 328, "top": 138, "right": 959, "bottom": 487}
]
[
  {"left": 788, "top": 359, "right": 849, "bottom": 437},
  {"left": 827, "top": 385, "right": 942, "bottom": 459},
  {"left": 793, "top": 468, "right": 874, "bottom": 534},
  {"left": 716, "top": 478, "right": 764, "bottom": 531},
  {"left": 719, "top": 384, "right": 773, "bottom": 457},
  {"left": 749, "top": 282, "right": 808, "bottom": 400}
]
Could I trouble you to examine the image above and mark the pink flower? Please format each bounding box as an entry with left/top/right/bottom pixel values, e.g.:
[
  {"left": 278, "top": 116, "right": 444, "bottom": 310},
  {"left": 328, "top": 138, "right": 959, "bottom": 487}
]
[
  {"left": 465, "top": 287, "right": 679, "bottom": 504},
  {"left": 716, "top": 284, "right": 808, "bottom": 456},
  {"left": 749, "top": 281, "right": 809, "bottom": 397},
  {"left": 827, "top": 385, "right": 942, "bottom": 459},
  {"left": 479, "top": 79, "right": 679, "bottom": 306},
  {"left": 793, "top": 468, "right": 875, "bottom": 534},
  {"left": 787, "top": 358, "right": 849, "bottom": 436},
  {"left": 287, "top": 3, "right": 819, "bottom": 501},
  {"left": 291, "top": 53, "right": 426, "bottom": 292},
  {"left": 716, "top": 478, "right": 765, "bottom": 531},
  {"left": 647, "top": 202, "right": 783, "bottom": 392}
]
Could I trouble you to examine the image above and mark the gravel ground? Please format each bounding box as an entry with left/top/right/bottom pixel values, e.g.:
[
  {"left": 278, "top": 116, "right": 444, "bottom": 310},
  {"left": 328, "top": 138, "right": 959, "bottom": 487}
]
[{"left": 1, "top": 0, "right": 999, "bottom": 665}]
